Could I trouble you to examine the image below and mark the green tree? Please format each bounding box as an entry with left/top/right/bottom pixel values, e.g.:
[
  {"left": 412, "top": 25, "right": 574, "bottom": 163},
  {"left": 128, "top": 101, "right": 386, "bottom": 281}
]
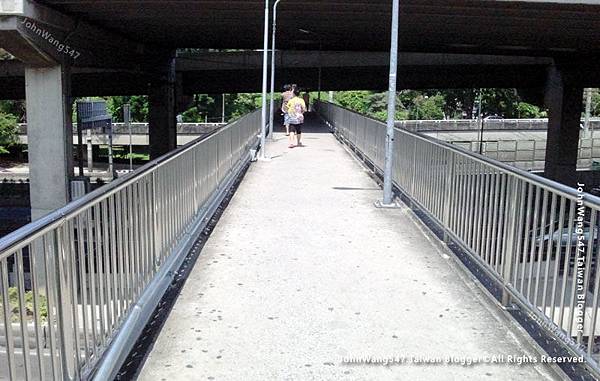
[
  {"left": 333, "top": 91, "right": 372, "bottom": 114},
  {"left": 517, "top": 102, "right": 545, "bottom": 118},
  {"left": 106, "top": 96, "right": 148, "bottom": 122},
  {"left": 333, "top": 91, "right": 407, "bottom": 120},
  {"left": 229, "top": 93, "right": 261, "bottom": 120},
  {"left": 439, "top": 89, "right": 476, "bottom": 119},
  {"left": 480, "top": 88, "right": 520, "bottom": 118},
  {"left": 409, "top": 94, "right": 445, "bottom": 120},
  {"left": 183, "top": 94, "right": 217, "bottom": 122},
  {"left": 0, "top": 112, "right": 18, "bottom": 154},
  {"left": 591, "top": 89, "right": 600, "bottom": 117},
  {"left": 0, "top": 100, "right": 26, "bottom": 122}
]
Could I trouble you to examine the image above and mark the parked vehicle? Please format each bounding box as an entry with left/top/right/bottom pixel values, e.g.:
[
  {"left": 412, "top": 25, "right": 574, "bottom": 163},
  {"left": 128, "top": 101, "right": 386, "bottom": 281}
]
[
  {"left": 535, "top": 221, "right": 598, "bottom": 250},
  {"left": 527, "top": 220, "right": 599, "bottom": 284}
]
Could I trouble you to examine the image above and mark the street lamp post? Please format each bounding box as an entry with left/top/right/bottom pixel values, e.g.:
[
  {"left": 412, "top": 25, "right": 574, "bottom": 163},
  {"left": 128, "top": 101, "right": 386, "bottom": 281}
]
[
  {"left": 380, "top": 0, "right": 400, "bottom": 206},
  {"left": 269, "top": 0, "right": 283, "bottom": 140},
  {"left": 477, "top": 88, "right": 483, "bottom": 154},
  {"left": 222, "top": 94, "right": 226, "bottom": 123},
  {"left": 318, "top": 39, "right": 322, "bottom": 105},
  {"left": 585, "top": 88, "right": 592, "bottom": 133},
  {"left": 260, "top": 0, "right": 270, "bottom": 159},
  {"left": 124, "top": 104, "right": 132, "bottom": 171}
]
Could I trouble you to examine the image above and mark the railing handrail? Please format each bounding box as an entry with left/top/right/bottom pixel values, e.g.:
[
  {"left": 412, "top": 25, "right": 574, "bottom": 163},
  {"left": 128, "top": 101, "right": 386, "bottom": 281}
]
[
  {"left": 405, "top": 123, "right": 600, "bottom": 206},
  {"left": 396, "top": 118, "right": 600, "bottom": 123},
  {"left": 0, "top": 110, "right": 259, "bottom": 258},
  {"left": 319, "top": 100, "right": 600, "bottom": 207},
  {"left": 18, "top": 122, "right": 229, "bottom": 127},
  {"left": 322, "top": 102, "right": 600, "bottom": 125}
]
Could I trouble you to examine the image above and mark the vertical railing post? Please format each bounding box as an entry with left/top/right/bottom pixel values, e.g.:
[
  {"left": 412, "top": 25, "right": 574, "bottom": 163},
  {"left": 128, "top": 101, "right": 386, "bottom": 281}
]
[
  {"left": 410, "top": 138, "right": 418, "bottom": 202},
  {"left": 54, "top": 225, "right": 77, "bottom": 380},
  {"left": 151, "top": 170, "right": 160, "bottom": 271},
  {"left": 501, "top": 175, "right": 521, "bottom": 307},
  {"left": 442, "top": 151, "right": 455, "bottom": 243},
  {"left": 192, "top": 148, "right": 198, "bottom": 216}
]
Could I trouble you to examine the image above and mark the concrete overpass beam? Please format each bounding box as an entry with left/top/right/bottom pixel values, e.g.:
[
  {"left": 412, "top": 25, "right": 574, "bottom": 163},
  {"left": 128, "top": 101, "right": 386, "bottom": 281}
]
[
  {"left": 25, "top": 64, "right": 73, "bottom": 219},
  {"left": 543, "top": 66, "right": 583, "bottom": 186},
  {"left": 148, "top": 52, "right": 177, "bottom": 159},
  {"left": 1, "top": 0, "right": 146, "bottom": 71}
]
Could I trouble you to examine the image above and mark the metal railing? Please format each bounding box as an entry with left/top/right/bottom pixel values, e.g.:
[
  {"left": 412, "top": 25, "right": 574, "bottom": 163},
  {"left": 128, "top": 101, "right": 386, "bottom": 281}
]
[
  {"left": 0, "top": 109, "right": 261, "bottom": 380},
  {"left": 18, "top": 122, "right": 228, "bottom": 135},
  {"left": 449, "top": 138, "right": 600, "bottom": 172},
  {"left": 318, "top": 101, "right": 600, "bottom": 378},
  {"left": 397, "top": 118, "right": 600, "bottom": 132}
]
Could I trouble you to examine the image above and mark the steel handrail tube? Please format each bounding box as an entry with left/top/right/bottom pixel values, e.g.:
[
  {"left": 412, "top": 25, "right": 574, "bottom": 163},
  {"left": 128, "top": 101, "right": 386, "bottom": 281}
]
[{"left": 0, "top": 115, "right": 253, "bottom": 259}]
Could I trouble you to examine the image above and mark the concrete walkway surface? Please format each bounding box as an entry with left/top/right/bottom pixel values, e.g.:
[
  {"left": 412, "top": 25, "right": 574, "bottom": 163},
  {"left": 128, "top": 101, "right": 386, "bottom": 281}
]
[{"left": 138, "top": 115, "right": 561, "bottom": 381}]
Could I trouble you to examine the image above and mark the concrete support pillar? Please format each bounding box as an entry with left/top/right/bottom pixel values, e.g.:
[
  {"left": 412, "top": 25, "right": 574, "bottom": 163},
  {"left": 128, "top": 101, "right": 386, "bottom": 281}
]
[
  {"left": 148, "top": 53, "right": 177, "bottom": 159},
  {"left": 544, "top": 66, "right": 583, "bottom": 186},
  {"left": 25, "top": 65, "right": 73, "bottom": 220}
]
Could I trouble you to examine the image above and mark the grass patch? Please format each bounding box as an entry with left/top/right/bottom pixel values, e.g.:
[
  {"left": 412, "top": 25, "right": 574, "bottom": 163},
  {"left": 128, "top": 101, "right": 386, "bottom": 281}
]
[
  {"left": 99, "top": 146, "right": 150, "bottom": 163},
  {"left": 118, "top": 152, "right": 149, "bottom": 161}
]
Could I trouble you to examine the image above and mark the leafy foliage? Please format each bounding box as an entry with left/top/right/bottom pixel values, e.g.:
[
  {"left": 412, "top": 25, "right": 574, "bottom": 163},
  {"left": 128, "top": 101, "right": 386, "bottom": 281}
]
[
  {"left": 0, "top": 112, "right": 18, "bottom": 154},
  {"left": 332, "top": 89, "right": 549, "bottom": 120},
  {"left": 591, "top": 89, "right": 600, "bottom": 116},
  {"left": 229, "top": 93, "right": 262, "bottom": 120},
  {"left": 517, "top": 102, "right": 546, "bottom": 118},
  {"left": 333, "top": 91, "right": 406, "bottom": 121},
  {"left": 3, "top": 287, "right": 48, "bottom": 322},
  {"left": 409, "top": 94, "right": 445, "bottom": 120},
  {"left": 106, "top": 96, "right": 149, "bottom": 122},
  {"left": 0, "top": 100, "right": 26, "bottom": 122},
  {"left": 334, "top": 91, "right": 372, "bottom": 114},
  {"left": 182, "top": 94, "right": 215, "bottom": 122},
  {"left": 105, "top": 93, "right": 258, "bottom": 123}
]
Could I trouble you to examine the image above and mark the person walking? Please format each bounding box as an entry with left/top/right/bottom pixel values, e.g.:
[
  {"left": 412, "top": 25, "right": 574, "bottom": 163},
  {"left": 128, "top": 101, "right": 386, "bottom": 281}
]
[
  {"left": 303, "top": 91, "right": 310, "bottom": 112},
  {"left": 286, "top": 87, "right": 306, "bottom": 148},
  {"left": 281, "top": 84, "right": 296, "bottom": 136}
]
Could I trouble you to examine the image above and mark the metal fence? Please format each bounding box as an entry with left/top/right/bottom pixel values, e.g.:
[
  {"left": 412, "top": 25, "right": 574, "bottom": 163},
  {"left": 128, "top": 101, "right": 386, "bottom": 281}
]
[
  {"left": 318, "top": 101, "right": 600, "bottom": 378},
  {"left": 450, "top": 138, "right": 600, "bottom": 172},
  {"left": 398, "top": 118, "right": 600, "bottom": 132},
  {"left": 0, "top": 109, "right": 261, "bottom": 380},
  {"left": 18, "top": 123, "right": 227, "bottom": 135}
]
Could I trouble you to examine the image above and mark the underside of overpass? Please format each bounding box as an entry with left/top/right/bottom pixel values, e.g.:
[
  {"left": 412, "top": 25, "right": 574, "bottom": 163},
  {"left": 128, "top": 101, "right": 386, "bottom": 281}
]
[
  {"left": 0, "top": 51, "right": 556, "bottom": 97},
  {"left": 25, "top": 0, "right": 600, "bottom": 55},
  {"left": 1, "top": 0, "right": 600, "bottom": 218}
]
